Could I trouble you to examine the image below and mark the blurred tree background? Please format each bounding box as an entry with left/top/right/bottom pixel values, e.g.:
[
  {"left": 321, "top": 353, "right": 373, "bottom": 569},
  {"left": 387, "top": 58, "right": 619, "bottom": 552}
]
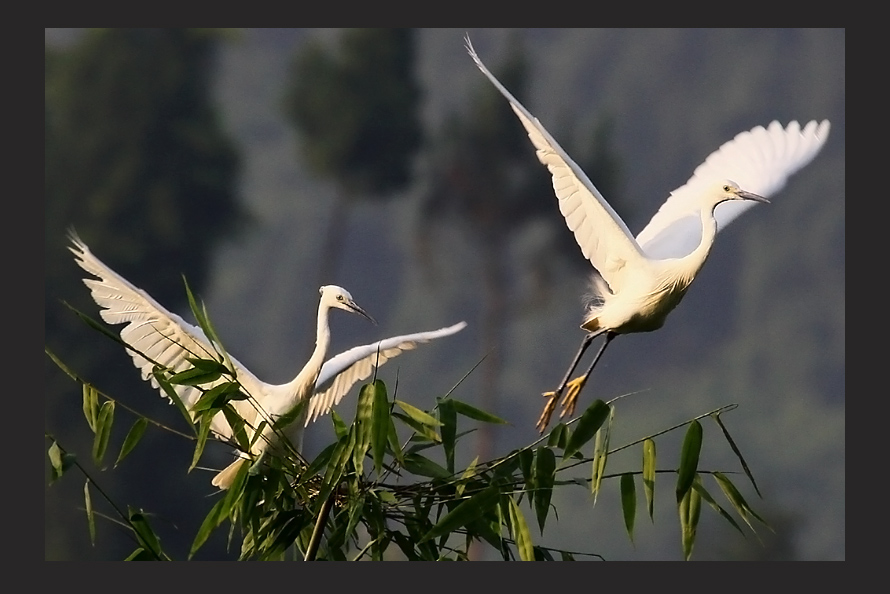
[{"left": 45, "top": 28, "right": 844, "bottom": 560}]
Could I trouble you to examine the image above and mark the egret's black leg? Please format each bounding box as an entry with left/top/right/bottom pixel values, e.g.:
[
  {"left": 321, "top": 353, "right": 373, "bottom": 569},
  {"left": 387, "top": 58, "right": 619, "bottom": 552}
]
[
  {"left": 558, "top": 332, "right": 615, "bottom": 420},
  {"left": 537, "top": 330, "right": 605, "bottom": 433}
]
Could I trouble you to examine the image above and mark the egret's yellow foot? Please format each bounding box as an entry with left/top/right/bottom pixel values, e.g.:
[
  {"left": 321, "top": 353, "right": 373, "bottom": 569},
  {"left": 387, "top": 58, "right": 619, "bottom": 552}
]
[
  {"left": 537, "top": 391, "right": 560, "bottom": 434},
  {"left": 557, "top": 375, "right": 588, "bottom": 420}
]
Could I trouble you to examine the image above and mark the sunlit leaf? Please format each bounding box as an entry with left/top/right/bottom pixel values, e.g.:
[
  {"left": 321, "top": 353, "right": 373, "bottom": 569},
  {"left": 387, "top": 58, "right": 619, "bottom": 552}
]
[
  {"left": 678, "top": 474, "right": 702, "bottom": 560},
  {"left": 115, "top": 417, "right": 148, "bottom": 467},
  {"left": 371, "top": 379, "right": 390, "bottom": 476},
  {"left": 620, "top": 473, "right": 636, "bottom": 545},
  {"left": 507, "top": 496, "right": 534, "bottom": 561},
  {"left": 449, "top": 398, "right": 508, "bottom": 424},
  {"left": 692, "top": 480, "right": 743, "bottom": 535},
  {"left": 92, "top": 400, "right": 115, "bottom": 466},
  {"left": 643, "top": 438, "right": 656, "bottom": 521},
  {"left": 393, "top": 412, "right": 441, "bottom": 443},
  {"left": 590, "top": 405, "right": 614, "bottom": 503},
  {"left": 713, "top": 472, "right": 769, "bottom": 532},
  {"left": 676, "top": 420, "right": 702, "bottom": 502},
  {"left": 82, "top": 383, "right": 99, "bottom": 432},
  {"left": 353, "top": 383, "right": 376, "bottom": 475},
  {"left": 331, "top": 409, "right": 349, "bottom": 439},
  {"left": 395, "top": 399, "right": 443, "bottom": 427},
  {"left": 47, "top": 440, "right": 74, "bottom": 482},
  {"left": 562, "top": 399, "right": 609, "bottom": 462}
]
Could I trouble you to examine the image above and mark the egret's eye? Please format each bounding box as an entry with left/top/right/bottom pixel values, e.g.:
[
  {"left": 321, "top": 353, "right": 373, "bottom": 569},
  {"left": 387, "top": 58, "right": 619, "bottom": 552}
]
[
  {"left": 722, "top": 184, "right": 731, "bottom": 192},
  {"left": 337, "top": 295, "right": 344, "bottom": 301}
]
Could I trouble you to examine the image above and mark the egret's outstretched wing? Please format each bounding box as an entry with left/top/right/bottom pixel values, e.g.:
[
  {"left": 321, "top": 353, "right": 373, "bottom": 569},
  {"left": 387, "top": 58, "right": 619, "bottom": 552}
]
[
  {"left": 466, "top": 37, "right": 645, "bottom": 291},
  {"left": 305, "top": 322, "right": 467, "bottom": 424},
  {"left": 637, "top": 120, "right": 831, "bottom": 259},
  {"left": 69, "top": 235, "right": 262, "bottom": 437}
]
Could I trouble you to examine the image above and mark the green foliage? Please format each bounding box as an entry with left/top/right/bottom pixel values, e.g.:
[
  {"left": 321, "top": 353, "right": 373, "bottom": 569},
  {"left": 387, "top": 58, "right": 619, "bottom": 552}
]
[
  {"left": 44, "top": 290, "right": 768, "bottom": 560},
  {"left": 47, "top": 348, "right": 768, "bottom": 559}
]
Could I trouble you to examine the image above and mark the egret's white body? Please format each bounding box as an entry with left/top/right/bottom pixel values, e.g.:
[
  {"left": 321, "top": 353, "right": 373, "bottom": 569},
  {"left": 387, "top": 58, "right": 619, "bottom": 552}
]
[
  {"left": 70, "top": 236, "right": 466, "bottom": 488},
  {"left": 466, "top": 38, "right": 830, "bottom": 432}
]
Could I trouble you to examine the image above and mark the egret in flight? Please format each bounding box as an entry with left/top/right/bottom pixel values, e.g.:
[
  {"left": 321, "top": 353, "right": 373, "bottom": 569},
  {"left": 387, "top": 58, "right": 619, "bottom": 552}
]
[
  {"left": 70, "top": 235, "right": 466, "bottom": 488},
  {"left": 466, "top": 37, "right": 830, "bottom": 433}
]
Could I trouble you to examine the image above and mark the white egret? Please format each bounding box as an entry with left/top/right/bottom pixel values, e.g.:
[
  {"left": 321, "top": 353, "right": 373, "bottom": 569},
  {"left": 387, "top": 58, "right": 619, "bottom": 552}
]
[
  {"left": 466, "top": 37, "right": 830, "bottom": 433},
  {"left": 70, "top": 235, "right": 466, "bottom": 488}
]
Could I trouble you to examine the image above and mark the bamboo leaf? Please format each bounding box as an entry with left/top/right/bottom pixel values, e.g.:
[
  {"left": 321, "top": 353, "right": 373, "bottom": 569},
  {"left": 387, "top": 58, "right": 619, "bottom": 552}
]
[
  {"left": 353, "top": 383, "right": 376, "bottom": 475},
  {"left": 92, "top": 400, "right": 115, "bottom": 466},
  {"left": 519, "top": 448, "right": 534, "bottom": 500},
  {"left": 533, "top": 447, "right": 556, "bottom": 534},
  {"left": 713, "top": 472, "right": 769, "bottom": 532},
  {"left": 47, "top": 440, "right": 74, "bottom": 482},
  {"left": 331, "top": 410, "right": 348, "bottom": 439},
  {"left": 692, "top": 481, "right": 744, "bottom": 535},
  {"left": 590, "top": 405, "right": 614, "bottom": 503},
  {"left": 507, "top": 496, "right": 534, "bottom": 561},
  {"left": 403, "top": 453, "right": 451, "bottom": 479},
  {"left": 153, "top": 368, "right": 195, "bottom": 430},
  {"left": 547, "top": 423, "right": 567, "bottom": 449},
  {"left": 437, "top": 398, "right": 457, "bottom": 474},
  {"left": 190, "top": 381, "right": 243, "bottom": 412},
  {"left": 115, "top": 417, "right": 148, "bottom": 467},
  {"left": 449, "top": 398, "right": 508, "bottom": 424},
  {"left": 84, "top": 480, "right": 96, "bottom": 546},
  {"left": 371, "top": 379, "right": 390, "bottom": 476},
  {"left": 713, "top": 413, "right": 762, "bottom": 498},
  {"left": 676, "top": 420, "right": 702, "bottom": 502},
  {"left": 189, "top": 497, "right": 227, "bottom": 559},
  {"left": 562, "top": 400, "right": 609, "bottom": 462},
  {"left": 129, "top": 508, "right": 167, "bottom": 560},
  {"left": 221, "top": 405, "right": 250, "bottom": 452},
  {"left": 189, "top": 411, "right": 214, "bottom": 472},
  {"left": 393, "top": 412, "right": 441, "bottom": 443},
  {"left": 420, "top": 485, "right": 501, "bottom": 542},
  {"left": 395, "top": 399, "right": 443, "bottom": 427},
  {"left": 168, "top": 365, "right": 222, "bottom": 387},
  {"left": 455, "top": 457, "right": 479, "bottom": 498},
  {"left": 643, "top": 438, "right": 656, "bottom": 521},
  {"left": 82, "top": 383, "right": 99, "bottom": 432},
  {"left": 678, "top": 474, "right": 702, "bottom": 560},
  {"left": 620, "top": 473, "right": 636, "bottom": 545}
]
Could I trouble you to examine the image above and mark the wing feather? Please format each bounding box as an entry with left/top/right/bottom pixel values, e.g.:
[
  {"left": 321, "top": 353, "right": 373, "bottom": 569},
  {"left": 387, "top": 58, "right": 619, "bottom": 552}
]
[
  {"left": 466, "top": 37, "right": 645, "bottom": 291},
  {"left": 69, "top": 235, "right": 263, "bottom": 438},
  {"left": 637, "top": 120, "right": 830, "bottom": 259},
  {"left": 304, "top": 322, "right": 467, "bottom": 424}
]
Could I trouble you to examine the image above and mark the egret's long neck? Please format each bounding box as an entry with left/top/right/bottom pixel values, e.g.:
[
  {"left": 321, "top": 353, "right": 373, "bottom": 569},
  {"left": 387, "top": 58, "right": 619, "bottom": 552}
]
[
  {"left": 287, "top": 303, "right": 331, "bottom": 399},
  {"left": 676, "top": 207, "right": 720, "bottom": 286}
]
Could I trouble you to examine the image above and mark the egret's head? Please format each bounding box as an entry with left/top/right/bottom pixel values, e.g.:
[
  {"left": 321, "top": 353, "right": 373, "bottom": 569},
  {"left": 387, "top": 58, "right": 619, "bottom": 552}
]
[
  {"left": 319, "top": 285, "right": 376, "bottom": 324},
  {"left": 714, "top": 179, "right": 769, "bottom": 206}
]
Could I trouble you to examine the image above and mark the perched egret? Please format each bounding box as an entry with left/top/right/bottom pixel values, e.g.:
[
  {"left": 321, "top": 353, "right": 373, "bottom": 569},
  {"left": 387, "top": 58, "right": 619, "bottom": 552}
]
[
  {"left": 70, "top": 235, "right": 466, "bottom": 488},
  {"left": 466, "top": 37, "right": 831, "bottom": 433}
]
